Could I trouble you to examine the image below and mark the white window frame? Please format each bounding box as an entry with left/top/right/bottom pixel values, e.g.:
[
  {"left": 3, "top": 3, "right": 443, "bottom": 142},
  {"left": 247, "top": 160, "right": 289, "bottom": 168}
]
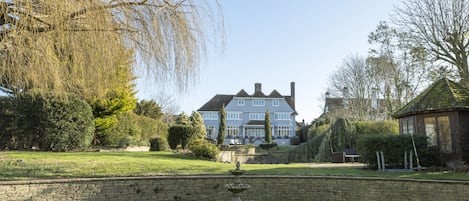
[
  {"left": 238, "top": 99, "right": 245, "bottom": 106},
  {"left": 252, "top": 99, "right": 265, "bottom": 106},
  {"left": 249, "top": 113, "right": 265, "bottom": 120},
  {"left": 202, "top": 112, "right": 218, "bottom": 120},
  {"left": 206, "top": 126, "right": 215, "bottom": 139},
  {"left": 226, "top": 125, "right": 240, "bottom": 137},
  {"left": 276, "top": 126, "right": 291, "bottom": 137},
  {"left": 272, "top": 99, "right": 279, "bottom": 107},
  {"left": 227, "top": 112, "right": 242, "bottom": 120},
  {"left": 275, "top": 112, "right": 291, "bottom": 120}
]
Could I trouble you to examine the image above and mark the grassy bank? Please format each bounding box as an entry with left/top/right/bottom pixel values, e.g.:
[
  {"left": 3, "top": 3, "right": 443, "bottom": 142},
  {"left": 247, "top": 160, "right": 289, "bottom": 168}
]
[{"left": 0, "top": 151, "right": 468, "bottom": 181}]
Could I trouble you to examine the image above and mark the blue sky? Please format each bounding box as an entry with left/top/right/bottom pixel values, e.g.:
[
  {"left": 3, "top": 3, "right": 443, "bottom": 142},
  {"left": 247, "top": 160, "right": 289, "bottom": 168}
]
[{"left": 137, "top": 0, "right": 402, "bottom": 123}]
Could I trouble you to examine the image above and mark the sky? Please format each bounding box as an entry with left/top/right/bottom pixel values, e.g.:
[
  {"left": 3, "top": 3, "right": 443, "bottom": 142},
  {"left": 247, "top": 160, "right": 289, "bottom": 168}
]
[{"left": 136, "top": 0, "right": 402, "bottom": 124}]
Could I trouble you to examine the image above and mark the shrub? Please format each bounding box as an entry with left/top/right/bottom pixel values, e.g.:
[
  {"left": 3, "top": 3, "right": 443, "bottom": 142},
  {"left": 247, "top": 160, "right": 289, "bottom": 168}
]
[
  {"left": 104, "top": 112, "right": 168, "bottom": 147},
  {"left": 0, "top": 91, "right": 95, "bottom": 151},
  {"left": 188, "top": 139, "right": 219, "bottom": 159},
  {"left": 259, "top": 143, "right": 277, "bottom": 150},
  {"left": 289, "top": 136, "right": 300, "bottom": 145},
  {"left": 356, "top": 134, "right": 427, "bottom": 168},
  {"left": 168, "top": 125, "right": 196, "bottom": 149},
  {"left": 355, "top": 120, "right": 398, "bottom": 135},
  {"left": 149, "top": 136, "right": 170, "bottom": 151}
]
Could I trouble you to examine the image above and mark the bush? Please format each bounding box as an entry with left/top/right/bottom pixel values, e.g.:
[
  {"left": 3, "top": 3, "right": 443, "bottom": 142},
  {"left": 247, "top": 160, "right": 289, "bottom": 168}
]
[
  {"left": 104, "top": 112, "right": 168, "bottom": 147},
  {"left": 355, "top": 120, "right": 398, "bottom": 135},
  {"left": 149, "top": 136, "right": 170, "bottom": 151},
  {"left": 188, "top": 139, "right": 220, "bottom": 159},
  {"left": 356, "top": 134, "right": 427, "bottom": 168},
  {"left": 0, "top": 91, "right": 95, "bottom": 151},
  {"left": 259, "top": 143, "right": 278, "bottom": 150},
  {"left": 168, "top": 125, "right": 196, "bottom": 149},
  {"left": 289, "top": 136, "right": 300, "bottom": 145}
]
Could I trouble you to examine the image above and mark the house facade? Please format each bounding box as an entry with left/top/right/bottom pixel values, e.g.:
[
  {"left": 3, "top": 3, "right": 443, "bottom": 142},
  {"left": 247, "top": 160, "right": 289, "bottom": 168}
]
[
  {"left": 197, "top": 82, "right": 297, "bottom": 145},
  {"left": 393, "top": 78, "right": 469, "bottom": 165}
]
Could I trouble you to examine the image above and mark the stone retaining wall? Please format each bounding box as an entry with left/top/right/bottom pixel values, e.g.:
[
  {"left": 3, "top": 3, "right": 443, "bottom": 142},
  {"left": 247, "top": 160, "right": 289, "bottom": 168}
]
[{"left": 1, "top": 176, "right": 469, "bottom": 201}]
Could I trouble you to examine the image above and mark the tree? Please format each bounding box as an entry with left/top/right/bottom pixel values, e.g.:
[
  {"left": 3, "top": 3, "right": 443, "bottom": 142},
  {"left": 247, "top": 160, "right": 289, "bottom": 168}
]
[
  {"left": 394, "top": 0, "right": 469, "bottom": 84},
  {"left": 367, "top": 21, "right": 431, "bottom": 117},
  {"left": 134, "top": 99, "right": 163, "bottom": 120},
  {"left": 0, "top": 0, "right": 223, "bottom": 96},
  {"left": 190, "top": 111, "right": 207, "bottom": 139},
  {"left": 264, "top": 110, "right": 272, "bottom": 143},
  {"left": 328, "top": 54, "right": 372, "bottom": 120},
  {"left": 217, "top": 105, "right": 226, "bottom": 145},
  {"left": 175, "top": 112, "right": 190, "bottom": 126}
]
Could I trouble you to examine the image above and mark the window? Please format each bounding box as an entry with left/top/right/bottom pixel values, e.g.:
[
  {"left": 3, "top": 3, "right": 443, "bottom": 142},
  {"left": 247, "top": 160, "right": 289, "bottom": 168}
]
[
  {"left": 226, "top": 126, "right": 240, "bottom": 137},
  {"left": 206, "top": 126, "right": 215, "bottom": 139},
  {"left": 276, "top": 126, "right": 290, "bottom": 137},
  {"left": 272, "top": 99, "right": 279, "bottom": 107},
  {"left": 238, "top": 99, "right": 245, "bottom": 106},
  {"left": 424, "top": 116, "right": 452, "bottom": 153},
  {"left": 252, "top": 99, "right": 265, "bottom": 106},
  {"left": 227, "top": 112, "right": 242, "bottom": 120},
  {"left": 246, "top": 128, "right": 264, "bottom": 138},
  {"left": 249, "top": 113, "right": 265, "bottom": 120},
  {"left": 401, "top": 118, "right": 414, "bottom": 135},
  {"left": 275, "top": 112, "right": 290, "bottom": 120},
  {"left": 202, "top": 112, "right": 218, "bottom": 120}
]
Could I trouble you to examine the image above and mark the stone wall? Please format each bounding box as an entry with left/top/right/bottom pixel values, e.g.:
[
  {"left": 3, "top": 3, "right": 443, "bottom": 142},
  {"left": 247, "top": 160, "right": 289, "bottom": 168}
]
[{"left": 1, "top": 176, "right": 469, "bottom": 201}]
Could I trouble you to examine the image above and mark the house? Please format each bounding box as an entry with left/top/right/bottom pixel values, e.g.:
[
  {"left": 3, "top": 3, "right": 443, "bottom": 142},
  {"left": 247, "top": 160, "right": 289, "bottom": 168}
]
[
  {"left": 393, "top": 78, "right": 469, "bottom": 164},
  {"left": 197, "top": 82, "right": 297, "bottom": 145},
  {"left": 322, "top": 92, "right": 388, "bottom": 120}
]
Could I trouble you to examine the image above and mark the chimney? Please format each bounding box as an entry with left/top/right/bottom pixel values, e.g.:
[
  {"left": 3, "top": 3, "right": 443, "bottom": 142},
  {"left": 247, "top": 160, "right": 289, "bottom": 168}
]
[
  {"left": 255, "top": 83, "right": 262, "bottom": 93},
  {"left": 290, "top": 82, "right": 295, "bottom": 109}
]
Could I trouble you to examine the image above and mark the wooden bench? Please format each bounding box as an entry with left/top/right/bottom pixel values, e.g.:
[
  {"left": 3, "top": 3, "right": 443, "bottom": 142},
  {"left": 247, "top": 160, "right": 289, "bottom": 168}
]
[{"left": 331, "top": 149, "right": 360, "bottom": 163}]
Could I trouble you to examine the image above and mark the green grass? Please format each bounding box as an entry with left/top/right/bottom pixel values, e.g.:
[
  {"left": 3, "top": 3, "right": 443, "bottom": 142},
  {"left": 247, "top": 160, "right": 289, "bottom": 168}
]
[{"left": 0, "top": 151, "right": 468, "bottom": 181}]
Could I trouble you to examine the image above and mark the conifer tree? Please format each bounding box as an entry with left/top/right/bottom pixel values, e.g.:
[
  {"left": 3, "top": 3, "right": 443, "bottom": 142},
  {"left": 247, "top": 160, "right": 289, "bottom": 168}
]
[
  {"left": 264, "top": 110, "right": 272, "bottom": 143},
  {"left": 191, "top": 111, "right": 207, "bottom": 139},
  {"left": 217, "top": 105, "right": 226, "bottom": 145}
]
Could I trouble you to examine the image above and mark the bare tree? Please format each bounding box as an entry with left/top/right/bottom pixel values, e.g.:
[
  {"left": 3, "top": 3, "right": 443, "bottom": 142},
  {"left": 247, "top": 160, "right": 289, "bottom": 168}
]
[
  {"left": 0, "top": 0, "right": 223, "bottom": 98},
  {"left": 328, "top": 54, "right": 372, "bottom": 120},
  {"left": 394, "top": 0, "right": 469, "bottom": 84}
]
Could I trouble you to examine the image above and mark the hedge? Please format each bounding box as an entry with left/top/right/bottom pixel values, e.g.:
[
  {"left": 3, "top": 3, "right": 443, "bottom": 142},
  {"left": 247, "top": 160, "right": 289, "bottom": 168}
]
[
  {"left": 356, "top": 134, "right": 427, "bottom": 168},
  {"left": 168, "top": 125, "right": 196, "bottom": 149}
]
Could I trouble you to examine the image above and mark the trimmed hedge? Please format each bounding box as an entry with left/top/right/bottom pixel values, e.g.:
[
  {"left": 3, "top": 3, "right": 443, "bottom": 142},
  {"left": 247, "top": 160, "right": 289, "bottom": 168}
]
[
  {"left": 356, "top": 134, "right": 427, "bottom": 168},
  {"left": 355, "top": 120, "right": 398, "bottom": 135},
  {"left": 0, "top": 92, "right": 95, "bottom": 151}
]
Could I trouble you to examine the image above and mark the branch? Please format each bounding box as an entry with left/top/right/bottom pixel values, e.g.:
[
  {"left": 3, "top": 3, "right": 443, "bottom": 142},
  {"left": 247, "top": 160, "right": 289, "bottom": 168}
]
[{"left": 67, "top": 0, "right": 152, "bottom": 20}]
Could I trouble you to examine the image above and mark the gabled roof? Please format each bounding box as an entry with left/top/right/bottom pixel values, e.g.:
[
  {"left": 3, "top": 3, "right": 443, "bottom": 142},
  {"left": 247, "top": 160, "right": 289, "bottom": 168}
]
[
  {"left": 197, "top": 95, "right": 233, "bottom": 111},
  {"left": 235, "top": 89, "right": 250, "bottom": 97},
  {"left": 268, "top": 90, "right": 283, "bottom": 98},
  {"left": 393, "top": 78, "right": 469, "bottom": 118},
  {"left": 252, "top": 90, "right": 266, "bottom": 97}
]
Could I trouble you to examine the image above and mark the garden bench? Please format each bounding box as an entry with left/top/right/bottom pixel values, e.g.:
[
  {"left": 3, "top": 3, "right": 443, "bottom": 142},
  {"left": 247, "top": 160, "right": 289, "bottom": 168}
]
[{"left": 331, "top": 148, "right": 360, "bottom": 163}]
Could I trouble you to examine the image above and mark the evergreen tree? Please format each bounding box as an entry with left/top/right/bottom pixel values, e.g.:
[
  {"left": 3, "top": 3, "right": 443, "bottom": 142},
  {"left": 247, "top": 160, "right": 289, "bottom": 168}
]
[
  {"left": 217, "top": 105, "right": 226, "bottom": 145},
  {"left": 264, "top": 110, "right": 272, "bottom": 143},
  {"left": 190, "top": 111, "right": 207, "bottom": 139},
  {"left": 175, "top": 112, "right": 190, "bottom": 126}
]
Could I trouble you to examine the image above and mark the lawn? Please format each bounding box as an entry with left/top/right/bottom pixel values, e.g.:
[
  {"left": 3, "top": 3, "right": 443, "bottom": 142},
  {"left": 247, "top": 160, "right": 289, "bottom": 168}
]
[{"left": 0, "top": 151, "right": 468, "bottom": 181}]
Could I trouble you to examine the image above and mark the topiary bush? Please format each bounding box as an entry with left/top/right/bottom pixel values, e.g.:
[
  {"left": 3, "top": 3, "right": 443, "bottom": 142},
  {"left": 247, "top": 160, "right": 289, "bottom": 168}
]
[
  {"left": 188, "top": 139, "right": 220, "bottom": 160},
  {"left": 168, "top": 125, "right": 196, "bottom": 150},
  {"left": 149, "top": 136, "right": 170, "bottom": 151},
  {"left": 356, "top": 134, "right": 427, "bottom": 168}
]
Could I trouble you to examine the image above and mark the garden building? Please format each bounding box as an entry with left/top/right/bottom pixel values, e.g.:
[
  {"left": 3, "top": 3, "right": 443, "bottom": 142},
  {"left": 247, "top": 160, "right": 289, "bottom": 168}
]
[
  {"left": 197, "top": 82, "right": 297, "bottom": 145},
  {"left": 393, "top": 78, "right": 469, "bottom": 164}
]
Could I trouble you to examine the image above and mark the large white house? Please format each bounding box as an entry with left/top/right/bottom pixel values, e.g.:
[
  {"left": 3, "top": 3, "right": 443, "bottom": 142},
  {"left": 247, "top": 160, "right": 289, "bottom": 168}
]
[{"left": 197, "top": 82, "right": 297, "bottom": 145}]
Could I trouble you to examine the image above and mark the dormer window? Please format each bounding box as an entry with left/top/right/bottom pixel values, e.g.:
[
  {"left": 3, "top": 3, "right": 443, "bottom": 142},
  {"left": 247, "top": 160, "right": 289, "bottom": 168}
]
[
  {"left": 252, "top": 99, "right": 265, "bottom": 106},
  {"left": 238, "top": 99, "right": 245, "bottom": 106},
  {"left": 272, "top": 99, "right": 279, "bottom": 107}
]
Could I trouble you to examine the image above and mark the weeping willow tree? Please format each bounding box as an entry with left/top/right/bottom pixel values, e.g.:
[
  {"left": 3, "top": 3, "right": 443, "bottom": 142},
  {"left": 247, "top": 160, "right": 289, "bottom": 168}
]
[{"left": 0, "top": 0, "right": 223, "bottom": 98}]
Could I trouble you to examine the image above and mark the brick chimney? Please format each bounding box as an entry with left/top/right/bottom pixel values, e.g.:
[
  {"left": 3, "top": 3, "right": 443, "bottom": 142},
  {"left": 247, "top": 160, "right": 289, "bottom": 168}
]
[
  {"left": 255, "top": 83, "right": 262, "bottom": 93},
  {"left": 290, "top": 82, "right": 295, "bottom": 109}
]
